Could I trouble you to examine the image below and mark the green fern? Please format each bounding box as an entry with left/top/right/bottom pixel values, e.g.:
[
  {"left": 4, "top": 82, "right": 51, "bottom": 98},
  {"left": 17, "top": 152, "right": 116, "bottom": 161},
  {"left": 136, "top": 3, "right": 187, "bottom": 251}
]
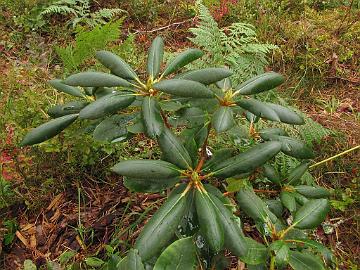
[
  {"left": 40, "top": 0, "right": 125, "bottom": 28},
  {"left": 55, "top": 20, "right": 122, "bottom": 72},
  {"left": 294, "top": 115, "right": 333, "bottom": 147},
  {"left": 189, "top": 0, "right": 278, "bottom": 84}
]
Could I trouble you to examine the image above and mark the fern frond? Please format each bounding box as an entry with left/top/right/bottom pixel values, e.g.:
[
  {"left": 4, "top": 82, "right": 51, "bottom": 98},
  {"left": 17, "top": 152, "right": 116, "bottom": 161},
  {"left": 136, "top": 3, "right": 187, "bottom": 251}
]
[
  {"left": 189, "top": 1, "right": 278, "bottom": 84},
  {"left": 56, "top": 20, "right": 122, "bottom": 71},
  {"left": 94, "top": 8, "right": 125, "bottom": 19},
  {"left": 41, "top": 5, "right": 76, "bottom": 16}
]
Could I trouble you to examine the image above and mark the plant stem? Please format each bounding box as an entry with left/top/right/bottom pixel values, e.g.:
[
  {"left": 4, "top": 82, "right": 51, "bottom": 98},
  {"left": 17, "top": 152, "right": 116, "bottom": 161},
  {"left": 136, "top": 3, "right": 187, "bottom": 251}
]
[
  {"left": 309, "top": 145, "right": 360, "bottom": 169},
  {"left": 195, "top": 124, "right": 211, "bottom": 172},
  {"left": 254, "top": 189, "right": 278, "bottom": 194},
  {"left": 279, "top": 224, "right": 295, "bottom": 239},
  {"left": 270, "top": 255, "right": 276, "bottom": 270}
]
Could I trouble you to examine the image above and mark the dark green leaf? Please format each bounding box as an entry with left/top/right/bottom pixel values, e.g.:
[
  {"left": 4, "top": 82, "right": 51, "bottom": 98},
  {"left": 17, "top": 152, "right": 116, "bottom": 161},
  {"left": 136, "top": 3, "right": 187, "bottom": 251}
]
[
  {"left": 142, "top": 96, "right": 164, "bottom": 138},
  {"left": 111, "top": 160, "right": 181, "bottom": 179},
  {"left": 162, "top": 49, "right": 204, "bottom": 76},
  {"left": 135, "top": 187, "right": 189, "bottom": 261},
  {"left": 85, "top": 257, "right": 104, "bottom": 267},
  {"left": 153, "top": 237, "right": 197, "bottom": 270},
  {"left": 93, "top": 114, "right": 135, "bottom": 142},
  {"left": 123, "top": 176, "right": 179, "bottom": 193},
  {"left": 181, "top": 107, "right": 206, "bottom": 127},
  {"left": 275, "top": 243, "right": 290, "bottom": 267},
  {"left": 266, "top": 200, "right": 283, "bottom": 218},
  {"left": 204, "top": 184, "right": 235, "bottom": 212},
  {"left": 289, "top": 251, "right": 325, "bottom": 270},
  {"left": 292, "top": 239, "right": 334, "bottom": 263},
  {"left": 293, "top": 192, "right": 309, "bottom": 205},
  {"left": 212, "top": 141, "right": 282, "bottom": 178},
  {"left": 280, "top": 191, "right": 297, "bottom": 212},
  {"left": 240, "top": 237, "right": 268, "bottom": 265},
  {"left": 177, "top": 68, "right": 233, "bottom": 85},
  {"left": 287, "top": 162, "right": 311, "bottom": 185},
  {"left": 127, "top": 249, "right": 145, "bottom": 270},
  {"left": 195, "top": 189, "right": 224, "bottom": 252},
  {"left": 158, "top": 128, "right": 192, "bottom": 169},
  {"left": 147, "top": 36, "right": 164, "bottom": 78},
  {"left": 94, "top": 87, "right": 116, "bottom": 99},
  {"left": 48, "top": 101, "right": 88, "bottom": 118},
  {"left": 263, "top": 164, "right": 281, "bottom": 185},
  {"left": 117, "top": 249, "right": 145, "bottom": 270},
  {"left": 216, "top": 78, "right": 232, "bottom": 90},
  {"left": 236, "top": 72, "right": 284, "bottom": 95},
  {"left": 295, "top": 186, "right": 330, "bottom": 199},
  {"left": 64, "top": 72, "right": 131, "bottom": 87},
  {"left": 212, "top": 106, "right": 234, "bottom": 133},
  {"left": 259, "top": 128, "right": 287, "bottom": 141},
  {"left": 159, "top": 101, "right": 185, "bottom": 112},
  {"left": 204, "top": 148, "right": 234, "bottom": 171},
  {"left": 236, "top": 99, "right": 280, "bottom": 121},
  {"left": 293, "top": 199, "right": 330, "bottom": 229},
  {"left": 49, "top": 79, "right": 85, "bottom": 98},
  {"left": 96, "top": 50, "right": 138, "bottom": 80},
  {"left": 237, "top": 187, "right": 277, "bottom": 223},
  {"left": 207, "top": 192, "right": 248, "bottom": 256},
  {"left": 275, "top": 136, "right": 314, "bottom": 159},
  {"left": 21, "top": 114, "right": 78, "bottom": 146},
  {"left": 127, "top": 117, "right": 145, "bottom": 134},
  {"left": 267, "top": 104, "right": 304, "bottom": 125},
  {"left": 79, "top": 92, "right": 135, "bottom": 119},
  {"left": 153, "top": 79, "right": 215, "bottom": 98},
  {"left": 245, "top": 111, "right": 259, "bottom": 123}
]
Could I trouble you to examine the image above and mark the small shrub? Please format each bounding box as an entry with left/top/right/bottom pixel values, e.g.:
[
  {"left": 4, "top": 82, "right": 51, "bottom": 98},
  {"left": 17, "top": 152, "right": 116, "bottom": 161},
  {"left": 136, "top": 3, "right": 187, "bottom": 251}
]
[
  {"left": 22, "top": 35, "right": 334, "bottom": 269},
  {"left": 40, "top": 0, "right": 125, "bottom": 29}
]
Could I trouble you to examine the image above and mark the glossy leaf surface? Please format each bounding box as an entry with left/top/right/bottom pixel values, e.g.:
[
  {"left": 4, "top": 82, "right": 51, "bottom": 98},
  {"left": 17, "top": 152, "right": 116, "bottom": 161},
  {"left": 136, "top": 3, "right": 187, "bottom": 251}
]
[
  {"left": 237, "top": 187, "right": 277, "bottom": 223},
  {"left": 111, "top": 160, "right": 181, "bottom": 179},
  {"left": 135, "top": 188, "right": 189, "bottom": 261},
  {"left": 177, "top": 68, "right": 233, "bottom": 85},
  {"left": 240, "top": 238, "right": 268, "bottom": 265},
  {"left": 162, "top": 48, "right": 204, "bottom": 76},
  {"left": 280, "top": 191, "right": 297, "bottom": 212},
  {"left": 263, "top": 164, "right": 281, "bottom": 185},
  {"left": 153, "top": 237, "right": 197, "bottom": 270},
  {"left": 295, "top": 185, "right": 330, "bottom": 198},
  {"left": 48, "top": 101, "right": 88, "bottom": 118},
  {"left": 267, "top": 104, "right": 304, "bottom": 125},
  {"left": 21, "top": 114, "right": 78, "bottom": 146},
  {"left": 147, "top": 36, "right": 164, "bottom": 78},
  {"left": 195, "top": 190, "right": 224, "bottom": 252},
  {"left": 212, "top": 141, "right": 282, "bottom": 178},
  {"left": 142, "top": 96, "right": 164, "bottom": 138},
  {"left": 79, "top": 92, "right": 135, "bottom": 119},
  {"left": 236, "top": 72, "right": 284, "bottom": 95},
  {"left": 123, "top": 176, "right": 179, "bottom": 193},
  {"left": 117, "top": 249, "right": 145, "bottom": 270},
  {"left": 212, "top": 106, "right": 234, "bottom": 133},
  {"left": 153, "top": 79, "right": 214, "bottom": 98},
  {"left": 93, "top": 114, "right": 136, "bottom": 142},
  {"left": 158, "top": 128, "right": 192, "bottom": 169},
  {"left": 289, "top": 251, "right": 325, "bottom": 270},
  {"left": 96, "top": 50, "right": 138, "bottom": 80},
  {"left": 236, "top": 99, "right": 280, "bottom": 121},
  {"left": 293, "top": 199, "right": 330, "bottom": 229},
  {"left": 207, "top": 192, "right": 248, "bottom": 256},
  {"left": 64, "top": 72, "right": 131, "bottom": 87},
  {"left": 49, "top": 79, "right": 85, "bottom": 97},
  {"left": 287, "top": 162, "right": 310, "bottom": 186}
]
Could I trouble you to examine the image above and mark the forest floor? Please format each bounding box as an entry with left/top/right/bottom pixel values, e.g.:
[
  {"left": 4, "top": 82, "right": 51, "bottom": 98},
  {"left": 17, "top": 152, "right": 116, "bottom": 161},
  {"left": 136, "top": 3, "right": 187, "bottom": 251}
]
[{"left": 0, "top": 1, "right": 359, "bottom": 269}]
